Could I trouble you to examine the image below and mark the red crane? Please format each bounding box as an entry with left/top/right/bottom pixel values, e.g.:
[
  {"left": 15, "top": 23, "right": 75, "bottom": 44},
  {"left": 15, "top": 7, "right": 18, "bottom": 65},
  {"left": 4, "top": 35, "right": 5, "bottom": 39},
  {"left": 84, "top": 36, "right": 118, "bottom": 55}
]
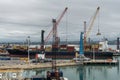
[{"left": 44, "top": 7, "right": 68, "bottom": 44}]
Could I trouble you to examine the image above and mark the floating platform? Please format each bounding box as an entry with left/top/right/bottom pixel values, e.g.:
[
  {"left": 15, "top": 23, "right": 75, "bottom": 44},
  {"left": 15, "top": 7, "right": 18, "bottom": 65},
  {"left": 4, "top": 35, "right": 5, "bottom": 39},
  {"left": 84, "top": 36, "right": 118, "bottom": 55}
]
[{"left": 83, "top": 59, "right": 119, "bottom": 65}]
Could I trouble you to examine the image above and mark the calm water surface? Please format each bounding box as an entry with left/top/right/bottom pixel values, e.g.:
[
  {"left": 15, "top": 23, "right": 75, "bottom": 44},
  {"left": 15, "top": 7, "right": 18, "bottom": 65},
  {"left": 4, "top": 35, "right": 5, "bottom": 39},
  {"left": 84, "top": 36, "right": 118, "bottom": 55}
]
[{"left": 23, "top": 56, "right": 120, "bottom": 80}]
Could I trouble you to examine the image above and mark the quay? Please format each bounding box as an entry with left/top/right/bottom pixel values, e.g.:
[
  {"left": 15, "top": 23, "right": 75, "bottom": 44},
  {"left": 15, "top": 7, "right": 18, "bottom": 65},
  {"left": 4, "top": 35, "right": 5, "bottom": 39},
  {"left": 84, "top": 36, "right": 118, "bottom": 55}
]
[
  {"left": 83, "top": 59, "right": 119, "bottom": 65},
  {"left": 0, "top": 60, "right": 77, "bottom": 70},
  {"left": 0, "top": 59, "right": 118, "bottom": 70}
]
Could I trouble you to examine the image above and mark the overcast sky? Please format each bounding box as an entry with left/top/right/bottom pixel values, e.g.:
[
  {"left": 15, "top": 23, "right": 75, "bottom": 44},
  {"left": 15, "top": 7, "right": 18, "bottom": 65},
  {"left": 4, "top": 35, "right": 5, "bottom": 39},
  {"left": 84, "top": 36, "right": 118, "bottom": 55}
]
[{"left": 0, "top": 0, "right": 119, "bottom": 42}]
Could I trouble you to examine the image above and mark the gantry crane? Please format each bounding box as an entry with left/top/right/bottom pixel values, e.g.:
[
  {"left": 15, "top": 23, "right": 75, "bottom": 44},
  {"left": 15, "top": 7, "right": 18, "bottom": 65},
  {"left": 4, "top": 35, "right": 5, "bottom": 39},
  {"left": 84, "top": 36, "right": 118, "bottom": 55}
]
[{"left": 44, "top": 7, "right": 68, "bottom": 45}]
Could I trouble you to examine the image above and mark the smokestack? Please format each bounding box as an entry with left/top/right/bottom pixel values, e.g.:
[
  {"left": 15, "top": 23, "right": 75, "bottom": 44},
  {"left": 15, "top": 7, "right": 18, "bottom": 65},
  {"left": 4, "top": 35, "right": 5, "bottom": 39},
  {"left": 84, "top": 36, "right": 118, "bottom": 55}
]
[
  {"left": 117, "top": 37, "right": 119, "bottom": 50},
  {"left": 41, "top": 30, "right": 45, "bottom": 50}
]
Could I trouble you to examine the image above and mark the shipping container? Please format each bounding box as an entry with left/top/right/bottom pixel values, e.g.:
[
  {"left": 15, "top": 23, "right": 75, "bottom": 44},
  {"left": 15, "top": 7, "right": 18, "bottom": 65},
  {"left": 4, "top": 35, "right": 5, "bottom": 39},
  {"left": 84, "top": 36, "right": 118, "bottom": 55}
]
[
  {"left": 0, "top": 57, "right": 11, "bottom": 60},
  {"left": 52, "top": 44, "right": 59, "bottom": 48},
  {"left": 45, "top": 46, "right": 52, "bottom": 51},
  {"left": 20, "top": 58, "right": 28, "bottom": 61},
  {"left": 67, "top": 46, "right": 75, "bottom": 52},
  {"left": 59, "top": 45, "right": 67, "bottom": 50},
  {"left": 59, "top": 49, "right": 67, "bottom": 52},
  {"left": 11, "top": 57, "right": 20, "bottom": 60},
  {"left": 52, "top": 48, "right": 59, "bottom": 51},
  {"left": 60, "top": 45, "right": 67, "bottom": 47},
  {"left": 91, "top": 44, "right": 99, "bottom": 48},
  {"left": 29, "top": 48, "right": 37, "bottom": 51}
]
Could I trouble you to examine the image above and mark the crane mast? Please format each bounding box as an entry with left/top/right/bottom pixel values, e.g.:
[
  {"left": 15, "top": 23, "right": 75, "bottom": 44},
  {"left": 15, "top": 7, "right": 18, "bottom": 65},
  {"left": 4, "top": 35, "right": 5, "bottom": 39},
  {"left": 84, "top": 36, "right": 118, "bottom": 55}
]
[{"left": 52, "top": 19, "right": 59, "bottom": 45}]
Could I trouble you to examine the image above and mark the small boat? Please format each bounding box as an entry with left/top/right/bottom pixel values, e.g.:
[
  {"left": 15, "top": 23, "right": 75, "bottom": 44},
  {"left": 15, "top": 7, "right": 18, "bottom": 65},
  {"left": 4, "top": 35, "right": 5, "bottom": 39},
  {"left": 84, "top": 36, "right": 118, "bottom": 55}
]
[{"left": 46, "top": 68, "right": 68, "bottom": 80}]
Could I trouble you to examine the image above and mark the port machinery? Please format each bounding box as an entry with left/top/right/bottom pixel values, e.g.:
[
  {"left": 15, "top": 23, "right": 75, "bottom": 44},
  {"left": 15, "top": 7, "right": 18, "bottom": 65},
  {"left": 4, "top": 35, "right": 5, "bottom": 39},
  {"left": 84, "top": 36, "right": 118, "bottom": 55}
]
[
  {"left": 79, "top": 6, "right": 113, "bottom": 59},
  {"left": 44, "top": 7, "right": 68, "bottom": 46}
]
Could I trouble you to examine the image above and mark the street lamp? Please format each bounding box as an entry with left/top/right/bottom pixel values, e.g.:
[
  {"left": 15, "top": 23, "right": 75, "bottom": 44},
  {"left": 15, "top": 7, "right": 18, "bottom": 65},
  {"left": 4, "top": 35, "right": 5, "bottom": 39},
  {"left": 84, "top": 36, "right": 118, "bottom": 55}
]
[
  {"left": 27, "top": 36, "right": 30, "bottom": 64},
  {"left": 93, "top": 45, "right": 95, "bottom": 61}
]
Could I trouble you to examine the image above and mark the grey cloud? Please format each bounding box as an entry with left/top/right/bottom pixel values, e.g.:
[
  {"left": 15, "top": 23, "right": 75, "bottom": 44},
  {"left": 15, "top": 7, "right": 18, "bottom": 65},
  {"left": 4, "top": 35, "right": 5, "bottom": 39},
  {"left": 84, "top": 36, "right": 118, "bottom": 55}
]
[{"left": 0, "top": 0, "right": 119, "bottom": 42}]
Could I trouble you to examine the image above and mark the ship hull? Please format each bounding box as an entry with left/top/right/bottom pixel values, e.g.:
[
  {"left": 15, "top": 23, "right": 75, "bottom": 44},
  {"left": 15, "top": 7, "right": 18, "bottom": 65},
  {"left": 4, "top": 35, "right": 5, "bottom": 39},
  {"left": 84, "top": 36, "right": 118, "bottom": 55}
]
[
  {"left": 7, "top": 49, "right": 40, "bottom": 59},
  {"left": 7, "top": 49, "right": 113, "bottom": 59},
  {"left": 7, "top": 49, "right": 76, "bottom": 59},
  {"left": 84, "top": 51, "right": 113, "bottom": 59},
  {"left": 45, "top": 51, "right": 75, "bottom": 59}
]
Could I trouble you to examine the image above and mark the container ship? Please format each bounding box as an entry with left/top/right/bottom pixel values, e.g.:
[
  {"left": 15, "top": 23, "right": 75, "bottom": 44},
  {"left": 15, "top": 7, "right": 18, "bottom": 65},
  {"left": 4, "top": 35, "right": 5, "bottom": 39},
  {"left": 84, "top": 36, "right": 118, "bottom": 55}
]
[
  {"left": 6, "top": 42, "right": 113, "bottom": 60},
  {"left": 5, "top": 46, "right": 76, "bottom": 60},
  {"left": 79, "top": 32, "right": 113, "bottom": 59},
  {"left": 6, "top": 44, "right": 76, "bottom": 59},
  {"left": 6, "top": 32, "right": 113, "bottom": 60},
  {"left": 7, "top": 28, "right": 113, "bottom": 60},
  {"left": 83, "top": 43, "right": 113, "bottom": 59}
]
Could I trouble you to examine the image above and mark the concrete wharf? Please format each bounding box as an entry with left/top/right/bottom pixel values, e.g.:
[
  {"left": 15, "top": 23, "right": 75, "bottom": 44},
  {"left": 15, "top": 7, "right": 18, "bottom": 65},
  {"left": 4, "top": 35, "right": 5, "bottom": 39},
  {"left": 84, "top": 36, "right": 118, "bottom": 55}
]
[
  {"left": 83, "top": 59, "right": 119, "bottom": 65},
  {"left": 0, "top": 59, "right": 118, "bottom": 70}
]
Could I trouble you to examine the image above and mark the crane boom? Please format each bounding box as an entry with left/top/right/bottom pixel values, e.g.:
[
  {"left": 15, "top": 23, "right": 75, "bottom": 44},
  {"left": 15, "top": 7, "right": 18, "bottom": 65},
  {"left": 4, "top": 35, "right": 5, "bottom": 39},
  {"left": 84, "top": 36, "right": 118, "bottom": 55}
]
[
  {"left": 45, "top": 7, "right": 68, "bottom": 43},
  {"left": 86, "top": 7, "right": 100, "bottom": 38}
]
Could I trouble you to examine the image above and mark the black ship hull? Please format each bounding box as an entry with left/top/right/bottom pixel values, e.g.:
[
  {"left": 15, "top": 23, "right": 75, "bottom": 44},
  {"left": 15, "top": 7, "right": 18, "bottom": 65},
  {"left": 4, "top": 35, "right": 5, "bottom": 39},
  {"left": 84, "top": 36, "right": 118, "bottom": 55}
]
[
  {"left": 7, "top": 49, "right": 76, "bottom": 59},
  {"left": 84, "top": 51, "right": 113, "bottom": 59},
  {"left": 7, "top": 49, "right": 40, "bottom": 59},
  {"left": 7, "top": 49, "right": 113, "bottom": 59},
  {"left": 45, "top": 51, "right": 76, "bottom": 59}
]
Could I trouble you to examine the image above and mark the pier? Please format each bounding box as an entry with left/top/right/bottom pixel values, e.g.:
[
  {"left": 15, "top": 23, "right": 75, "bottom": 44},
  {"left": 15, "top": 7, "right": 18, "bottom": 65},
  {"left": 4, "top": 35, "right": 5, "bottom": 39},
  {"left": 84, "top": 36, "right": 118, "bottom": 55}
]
[
  {"left": 0, "top": 60, "right": 77, "bottom": 70},
  {"left": 83, "top": 59, "right": 119, "bottom": 65}
]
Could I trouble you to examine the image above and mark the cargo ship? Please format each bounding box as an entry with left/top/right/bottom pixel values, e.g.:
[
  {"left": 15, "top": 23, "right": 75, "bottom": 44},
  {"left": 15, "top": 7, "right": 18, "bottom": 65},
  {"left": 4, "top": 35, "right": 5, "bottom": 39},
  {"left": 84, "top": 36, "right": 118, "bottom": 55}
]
[
  {"left": 6, "top": 33, "right": 113, "bottom": 60},
  {"left": 6, "top": 44, "right": 76, "bottom": 59},
  {"left": 83, "top": 42, "right": 113, "bottom": 59},
  {"left": 79, "top": 32, "right": 113, "bottom": 59},
  {"left": 6, "top": 42, "right": 113, "bottom": 60},
  {"left": 7, "top": 30, "right": 113, "bottom": 60}
]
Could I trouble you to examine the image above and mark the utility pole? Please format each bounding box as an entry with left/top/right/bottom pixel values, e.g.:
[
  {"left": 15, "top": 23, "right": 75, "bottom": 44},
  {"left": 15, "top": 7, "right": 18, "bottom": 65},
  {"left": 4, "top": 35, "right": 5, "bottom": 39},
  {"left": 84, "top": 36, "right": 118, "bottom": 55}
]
[{"left": 27, "top": 36, "right": 30, "bottom": 64}]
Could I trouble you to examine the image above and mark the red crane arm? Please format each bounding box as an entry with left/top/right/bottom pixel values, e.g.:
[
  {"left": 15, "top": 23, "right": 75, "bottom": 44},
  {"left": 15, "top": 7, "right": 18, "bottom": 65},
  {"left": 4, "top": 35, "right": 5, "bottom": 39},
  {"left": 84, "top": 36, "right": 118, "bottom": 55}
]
[
  {"left": 56, "top": 7, "right": 68, "bottom": 27},
  {"left": 45, "top": 7, "right": 68, "bottom": 43}
]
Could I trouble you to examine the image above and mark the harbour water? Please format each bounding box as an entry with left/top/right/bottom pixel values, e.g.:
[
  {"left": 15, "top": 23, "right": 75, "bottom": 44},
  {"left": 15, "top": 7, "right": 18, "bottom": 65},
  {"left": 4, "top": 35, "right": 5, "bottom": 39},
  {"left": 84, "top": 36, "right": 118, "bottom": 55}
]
[{"left": 22, "top": 57, "right": 120, "bottom": 80}]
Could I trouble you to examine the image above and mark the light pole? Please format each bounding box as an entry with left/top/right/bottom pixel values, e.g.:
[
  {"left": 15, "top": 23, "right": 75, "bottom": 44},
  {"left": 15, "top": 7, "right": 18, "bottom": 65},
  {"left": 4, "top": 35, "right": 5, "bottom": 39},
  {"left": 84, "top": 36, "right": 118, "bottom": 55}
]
[
  {"left": 93, "top": 45, "right": 95, "bottom": 61},
  {"left": 27, "top": 36, "right": 30, "bottom": 64}
]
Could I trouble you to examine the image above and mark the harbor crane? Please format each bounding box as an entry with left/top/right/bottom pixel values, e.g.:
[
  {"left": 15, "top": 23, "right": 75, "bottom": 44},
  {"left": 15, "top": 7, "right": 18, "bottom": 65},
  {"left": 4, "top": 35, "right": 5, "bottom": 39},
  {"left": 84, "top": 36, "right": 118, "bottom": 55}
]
[
  {"left": 44, "top": 7, "right": 68, "bottom": 45},
  {"left": 84, "top": 7, "right": 100, "bottom": 45},
  {"left": 84, "top": 7, "right": 100, "bottom": 51},
  {"left": 85, "top": 6, "right": 100, "bottom": 39}
]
